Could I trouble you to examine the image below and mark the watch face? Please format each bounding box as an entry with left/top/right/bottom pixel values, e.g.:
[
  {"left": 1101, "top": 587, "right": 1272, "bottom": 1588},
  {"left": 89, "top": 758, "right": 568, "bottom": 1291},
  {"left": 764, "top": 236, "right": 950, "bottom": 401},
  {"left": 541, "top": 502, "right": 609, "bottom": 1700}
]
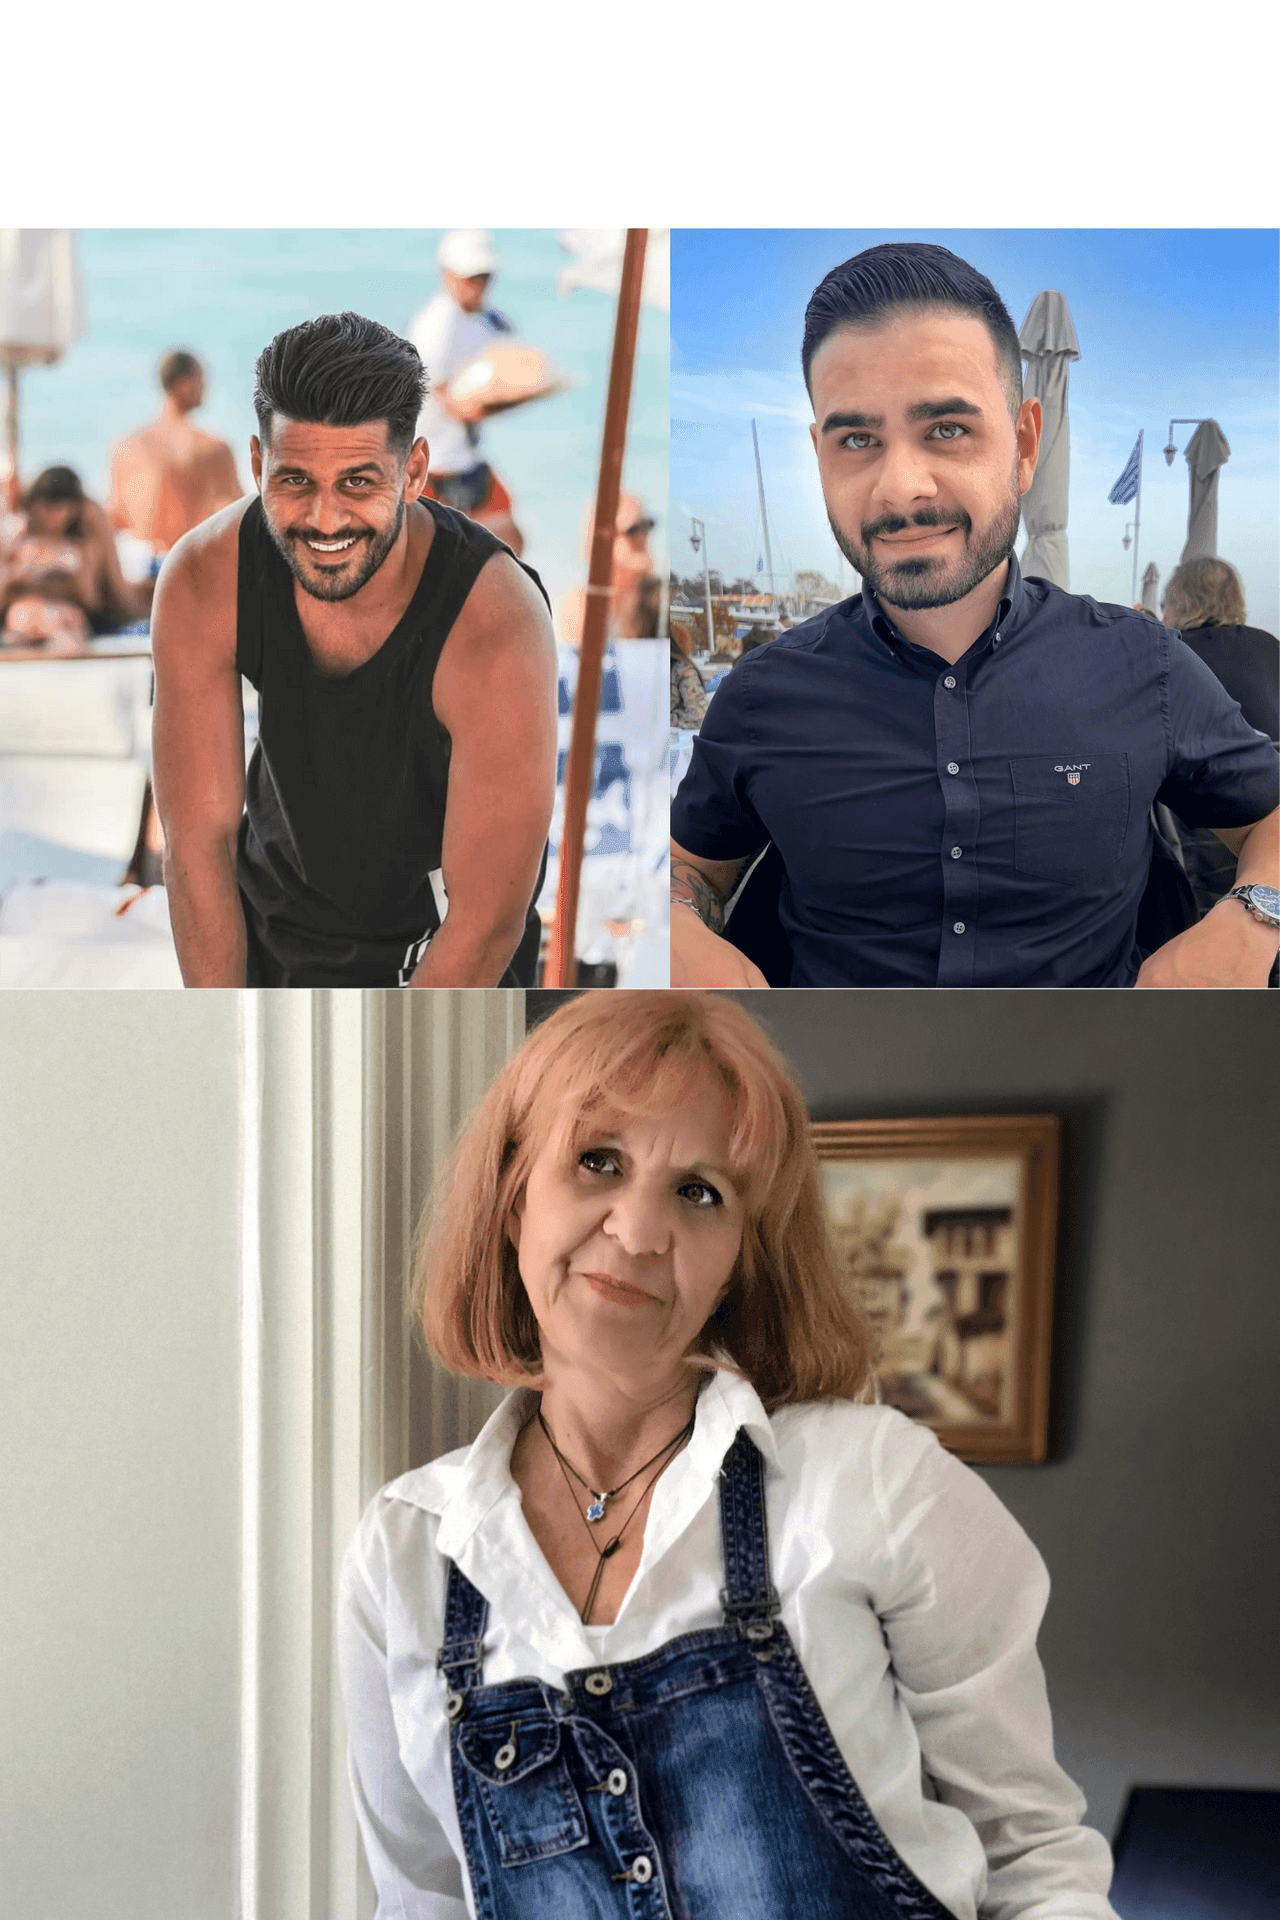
[{"left": 1241, "top": 885, "right": 1280, "bottom": 925}]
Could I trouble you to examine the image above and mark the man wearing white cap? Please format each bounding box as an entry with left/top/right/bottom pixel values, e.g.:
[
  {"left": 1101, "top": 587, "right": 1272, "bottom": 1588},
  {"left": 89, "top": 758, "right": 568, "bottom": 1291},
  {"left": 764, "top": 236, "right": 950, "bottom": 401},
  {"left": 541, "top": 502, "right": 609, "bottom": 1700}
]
[{"left": 409, "top": 230, "right": 524, "bottom": 554}]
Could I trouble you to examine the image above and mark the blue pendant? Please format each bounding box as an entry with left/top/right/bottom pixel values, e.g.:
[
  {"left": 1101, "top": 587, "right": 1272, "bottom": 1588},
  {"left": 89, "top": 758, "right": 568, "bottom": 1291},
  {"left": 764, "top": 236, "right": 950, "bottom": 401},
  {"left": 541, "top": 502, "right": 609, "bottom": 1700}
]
[{"left": 587, "top": 1496, "right": 607, "bottom": 1522}]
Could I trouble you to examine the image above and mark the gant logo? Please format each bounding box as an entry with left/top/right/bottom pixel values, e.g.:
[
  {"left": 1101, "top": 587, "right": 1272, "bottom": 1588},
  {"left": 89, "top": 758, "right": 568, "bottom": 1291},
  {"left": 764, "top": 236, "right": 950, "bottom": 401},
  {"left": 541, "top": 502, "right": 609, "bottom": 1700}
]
[{"left": 1054, "top": 762, "right": 1091, "bottom": 785}]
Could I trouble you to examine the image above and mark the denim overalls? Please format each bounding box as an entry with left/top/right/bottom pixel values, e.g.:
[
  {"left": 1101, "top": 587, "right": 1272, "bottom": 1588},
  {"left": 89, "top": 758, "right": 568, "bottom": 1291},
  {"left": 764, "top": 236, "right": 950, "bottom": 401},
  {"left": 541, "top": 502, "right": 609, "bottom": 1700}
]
[{"left": 437, "top": 1429, "right": 957, "bottom": 1918}]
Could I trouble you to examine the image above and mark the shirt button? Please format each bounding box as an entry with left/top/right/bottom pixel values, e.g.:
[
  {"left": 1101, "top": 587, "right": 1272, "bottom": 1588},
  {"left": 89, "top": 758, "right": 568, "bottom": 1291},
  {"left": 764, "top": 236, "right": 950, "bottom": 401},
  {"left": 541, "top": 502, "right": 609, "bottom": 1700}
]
[
  {"left": 607, "top": 1767, "right": 628, "bottom": 1795},
  {"left": 953, "top": 921, "right": 966, "bottom": 935},
  {"left": 943, "top": 675, "right": 957, "bottom": 689},
  {"left": 994, "top": 630, "right": 1002, "bottom": 643},
  {"left": 950, "top": 846, "right": 962, "bottom": 859},
  {"left": 630, "top": 1857, "right": 654, "bottom": 1885},
  {"left": 584, "top": 1670, "right": 612, "bottom": 1696},
  {"left": 947, "top": 761, "right": 960, "bottom": 775}
]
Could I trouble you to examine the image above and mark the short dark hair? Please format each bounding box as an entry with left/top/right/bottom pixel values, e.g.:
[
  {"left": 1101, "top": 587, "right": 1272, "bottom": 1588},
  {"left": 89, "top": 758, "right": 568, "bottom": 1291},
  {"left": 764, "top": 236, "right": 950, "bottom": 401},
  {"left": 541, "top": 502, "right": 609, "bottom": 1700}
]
[
  {"left": 253, "top": 312, "right": 428, "bottom": 458},
  {"left": 159, "top": 349, "right": 202, "bottom": 392},
  {"left": 802, "top": 242, "right": 1023, "bottom": 415}
]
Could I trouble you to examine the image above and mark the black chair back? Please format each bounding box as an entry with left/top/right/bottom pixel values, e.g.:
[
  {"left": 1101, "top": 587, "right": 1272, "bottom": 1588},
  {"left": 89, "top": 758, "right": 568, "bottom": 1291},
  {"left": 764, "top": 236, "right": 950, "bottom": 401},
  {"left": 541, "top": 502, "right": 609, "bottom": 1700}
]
[{"left": 1110, "top": 1786, "right": 1280, "bottom": 1918}]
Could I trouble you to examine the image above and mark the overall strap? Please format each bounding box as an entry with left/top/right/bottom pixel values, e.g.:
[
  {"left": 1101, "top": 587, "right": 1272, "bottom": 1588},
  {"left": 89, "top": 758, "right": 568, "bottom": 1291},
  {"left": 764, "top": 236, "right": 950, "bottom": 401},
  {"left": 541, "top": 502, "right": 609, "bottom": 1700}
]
[
  {"left": 436, "top": 1560, "right": 490, "bottom": 1716},
  {"left": 717, "top": 1429, "right": 782, "bottom": 1642}
]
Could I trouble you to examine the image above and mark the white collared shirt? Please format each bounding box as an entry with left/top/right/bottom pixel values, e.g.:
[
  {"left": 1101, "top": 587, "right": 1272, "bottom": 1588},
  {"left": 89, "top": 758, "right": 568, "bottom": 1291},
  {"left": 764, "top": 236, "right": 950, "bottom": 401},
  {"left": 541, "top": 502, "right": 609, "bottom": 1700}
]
[
  {"left": 338, "top": 1369, "right": 1118, "bottom": 1920},
  {"left": 409, "top": 292, "right": 502, "bottom": 476}
]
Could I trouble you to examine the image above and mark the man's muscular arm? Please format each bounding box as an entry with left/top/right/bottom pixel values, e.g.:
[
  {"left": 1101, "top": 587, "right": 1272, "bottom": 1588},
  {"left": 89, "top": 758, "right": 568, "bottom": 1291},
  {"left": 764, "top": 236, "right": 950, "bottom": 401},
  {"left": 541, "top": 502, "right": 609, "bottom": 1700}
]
[
  {"left": 670, "top": 839, "right": 769, "bottom": 988},
  {"left": 1135, "top": 806, "right": 1280, "bottom": 988},
  {"left": 410, "top": 553, "right": 557, "bottom": 986},
  {"left": 151, "top": 505, "right": 249, "bottom": 985}
]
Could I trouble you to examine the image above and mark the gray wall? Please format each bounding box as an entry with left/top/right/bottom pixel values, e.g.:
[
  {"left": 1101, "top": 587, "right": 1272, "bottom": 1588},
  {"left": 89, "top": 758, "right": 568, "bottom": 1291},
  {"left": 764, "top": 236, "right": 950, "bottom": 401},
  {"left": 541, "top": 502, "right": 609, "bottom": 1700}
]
[
  {"left": 732, "top": 989, "right": 1280, "bottom": 1842},
  {"left": 0, "top": 995, "right": 243, "bottom": 1920}
]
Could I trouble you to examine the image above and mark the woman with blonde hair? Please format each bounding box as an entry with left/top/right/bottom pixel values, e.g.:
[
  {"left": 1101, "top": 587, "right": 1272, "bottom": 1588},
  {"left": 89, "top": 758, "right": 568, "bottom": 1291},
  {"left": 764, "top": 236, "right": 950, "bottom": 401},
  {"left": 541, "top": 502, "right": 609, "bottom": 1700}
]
[
  {"left": 339, "top": 991, "right": 1117, "bottom": 1919},
  {"left": 1161, "top": 558, "right": 1277, "bottom": 744}
]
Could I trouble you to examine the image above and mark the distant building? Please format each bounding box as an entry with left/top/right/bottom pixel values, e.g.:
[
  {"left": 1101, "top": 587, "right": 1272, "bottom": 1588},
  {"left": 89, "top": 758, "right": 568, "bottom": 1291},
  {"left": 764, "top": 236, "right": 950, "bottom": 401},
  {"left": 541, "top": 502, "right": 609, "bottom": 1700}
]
[{"left": 922, "top": 1207, "right": 1015, "bottom": 1417}]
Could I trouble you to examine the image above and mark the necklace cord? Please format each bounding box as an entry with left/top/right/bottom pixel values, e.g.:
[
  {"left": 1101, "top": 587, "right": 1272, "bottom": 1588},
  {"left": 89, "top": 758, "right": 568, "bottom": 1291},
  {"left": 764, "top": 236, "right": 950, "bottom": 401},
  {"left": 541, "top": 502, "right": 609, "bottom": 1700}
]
[
  {"left": 537, "top": 1407, "right": 695, "bottom": 1625},
  {"left": 537, "top": 1407, "right": 694, "bottom": 1504}
]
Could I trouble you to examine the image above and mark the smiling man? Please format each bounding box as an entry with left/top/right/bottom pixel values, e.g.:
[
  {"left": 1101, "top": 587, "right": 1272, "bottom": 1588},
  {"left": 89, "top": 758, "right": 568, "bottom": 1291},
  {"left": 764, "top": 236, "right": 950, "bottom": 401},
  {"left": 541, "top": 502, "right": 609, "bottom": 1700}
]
[
  {"left": 152, "top": 311, "right": 557, "bottom": 986},
  {"left": 670, "top": 242, "right": 1279, "bottom": 989}
]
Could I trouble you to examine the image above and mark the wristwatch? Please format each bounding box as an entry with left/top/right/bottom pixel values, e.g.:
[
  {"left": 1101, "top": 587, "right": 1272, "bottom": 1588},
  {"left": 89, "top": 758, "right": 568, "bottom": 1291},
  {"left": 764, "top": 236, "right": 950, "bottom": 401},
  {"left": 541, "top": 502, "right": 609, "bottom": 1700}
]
[{"left": 1224, "top": 884, "right": 1280, "bottom": 929}]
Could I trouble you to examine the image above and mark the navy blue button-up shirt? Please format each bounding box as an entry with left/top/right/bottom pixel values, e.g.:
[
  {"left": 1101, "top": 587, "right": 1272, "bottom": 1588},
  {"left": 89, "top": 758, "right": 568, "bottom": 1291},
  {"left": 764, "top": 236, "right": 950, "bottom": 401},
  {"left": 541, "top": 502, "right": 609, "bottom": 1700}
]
[{"left": 670, "top": 556, "right": 1279, "bottom": 987}]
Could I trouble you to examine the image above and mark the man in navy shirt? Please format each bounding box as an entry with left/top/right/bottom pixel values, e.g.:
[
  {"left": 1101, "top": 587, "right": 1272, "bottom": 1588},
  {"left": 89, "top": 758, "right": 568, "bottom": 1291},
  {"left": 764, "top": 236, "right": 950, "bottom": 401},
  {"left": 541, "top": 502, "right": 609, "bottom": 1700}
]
[{"left": 670, "top": 243, "right": 1279, "bottom": 989}]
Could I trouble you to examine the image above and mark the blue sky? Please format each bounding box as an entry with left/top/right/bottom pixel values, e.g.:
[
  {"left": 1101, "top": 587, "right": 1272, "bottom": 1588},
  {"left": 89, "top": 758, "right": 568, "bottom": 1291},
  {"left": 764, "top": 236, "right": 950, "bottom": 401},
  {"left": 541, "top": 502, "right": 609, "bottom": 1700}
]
[{"left": 672, "top": 230, "right": 1279, "bottom": 634}]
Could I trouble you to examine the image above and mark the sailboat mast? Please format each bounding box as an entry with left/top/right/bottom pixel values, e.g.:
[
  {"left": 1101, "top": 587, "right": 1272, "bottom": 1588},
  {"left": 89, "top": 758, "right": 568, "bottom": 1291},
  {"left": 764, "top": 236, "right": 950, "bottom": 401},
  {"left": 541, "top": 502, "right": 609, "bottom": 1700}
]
[{"left": 751, "top": 418, "right": 775, "bottom": 602}]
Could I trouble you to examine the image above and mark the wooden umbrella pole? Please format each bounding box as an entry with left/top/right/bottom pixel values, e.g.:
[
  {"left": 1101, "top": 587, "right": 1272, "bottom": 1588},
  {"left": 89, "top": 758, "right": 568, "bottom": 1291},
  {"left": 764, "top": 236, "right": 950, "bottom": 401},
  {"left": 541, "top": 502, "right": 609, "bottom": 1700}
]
[
  {"left": 545, "top": 228, "right": 648, "bottom": 989},
  {"left": 4, "top": 364, "right": 20, "bottom": 510}
]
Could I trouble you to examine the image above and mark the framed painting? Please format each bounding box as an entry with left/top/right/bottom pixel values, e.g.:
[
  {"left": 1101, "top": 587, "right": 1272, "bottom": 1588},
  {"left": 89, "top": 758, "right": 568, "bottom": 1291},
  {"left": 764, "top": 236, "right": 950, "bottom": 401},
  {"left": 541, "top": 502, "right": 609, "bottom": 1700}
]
[{"left": 811, "top": 1115, "right": 1061, "bottom": 1464}]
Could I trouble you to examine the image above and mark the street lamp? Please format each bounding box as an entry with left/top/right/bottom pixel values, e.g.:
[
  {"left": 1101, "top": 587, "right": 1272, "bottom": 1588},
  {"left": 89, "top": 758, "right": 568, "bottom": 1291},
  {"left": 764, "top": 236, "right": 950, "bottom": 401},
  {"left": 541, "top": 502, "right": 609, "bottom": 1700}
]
[
  {"left": 1164, "top": 418, "right": 1207, "bottom": 467},
  {"left": 689, "top": 516, "right": 714, "bottom": 655},
  {"left": 1122, "top": 522, "right": 1136, "bottom": 551}
]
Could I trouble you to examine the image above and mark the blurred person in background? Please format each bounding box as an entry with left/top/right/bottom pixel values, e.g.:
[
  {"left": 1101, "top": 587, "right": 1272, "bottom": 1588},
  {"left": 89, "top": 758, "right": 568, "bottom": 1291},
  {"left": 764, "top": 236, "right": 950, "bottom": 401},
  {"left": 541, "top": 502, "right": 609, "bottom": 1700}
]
[
  {"left": 1, "top": 465, "right": 152, "bottom": 651},
  {"left": 108, "top": 350, "right": 243, "bottom": 555},
  {"left": 562, "top": 494, "right": 662, "bottom": 642},
  {"left": 1162, "top": 558, "right": 1279, "bottom": 952},
  {"left": 671, "top": 625, "right": 708, "bottom": 729},
  {"left": 1161, "top": 558, "right": 1278, "bottom": 745},
  {"left": 410, "top": 230, "right": 525, "bottom": 555}
]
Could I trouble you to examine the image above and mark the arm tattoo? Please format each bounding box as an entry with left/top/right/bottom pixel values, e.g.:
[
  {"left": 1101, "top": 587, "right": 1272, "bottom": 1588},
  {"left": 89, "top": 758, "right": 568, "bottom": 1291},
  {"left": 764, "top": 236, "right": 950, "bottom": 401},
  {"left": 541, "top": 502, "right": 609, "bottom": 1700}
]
[{"left": 670, "top": 856, "right": 749, "bottom": 934}]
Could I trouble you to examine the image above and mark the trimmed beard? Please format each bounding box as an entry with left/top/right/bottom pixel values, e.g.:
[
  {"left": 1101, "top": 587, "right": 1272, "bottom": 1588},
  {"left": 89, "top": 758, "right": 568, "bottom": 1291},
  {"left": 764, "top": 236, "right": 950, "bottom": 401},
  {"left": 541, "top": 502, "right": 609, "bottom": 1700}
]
[
  {"left": 266, "top": 496, "right": 406, "bottom": 603},
  {"left": 827, "top": 465, "right": 1022, "bottom": 612}
]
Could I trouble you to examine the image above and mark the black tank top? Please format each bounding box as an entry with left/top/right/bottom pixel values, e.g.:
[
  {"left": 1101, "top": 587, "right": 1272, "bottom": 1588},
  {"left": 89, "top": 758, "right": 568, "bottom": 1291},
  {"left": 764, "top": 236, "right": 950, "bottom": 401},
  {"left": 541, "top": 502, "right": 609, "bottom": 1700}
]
[{"left": 235, "top": 496, "right": 548, "bottom": 987}]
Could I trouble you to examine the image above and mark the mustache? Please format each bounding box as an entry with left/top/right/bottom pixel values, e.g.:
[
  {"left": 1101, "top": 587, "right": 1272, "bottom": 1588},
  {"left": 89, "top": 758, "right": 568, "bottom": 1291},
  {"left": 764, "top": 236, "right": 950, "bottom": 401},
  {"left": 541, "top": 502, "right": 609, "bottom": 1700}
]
[{"left": 862, "top": 508, "right": 971, "bottom": 542}]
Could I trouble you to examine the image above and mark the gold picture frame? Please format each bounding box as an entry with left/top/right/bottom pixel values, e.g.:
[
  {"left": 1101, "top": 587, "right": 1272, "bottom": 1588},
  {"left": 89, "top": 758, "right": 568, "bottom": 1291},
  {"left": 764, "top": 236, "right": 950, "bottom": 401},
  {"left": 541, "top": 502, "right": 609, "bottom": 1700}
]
[{"left": 811, "top": 1115, "right": 1061, "bottom": 1464}]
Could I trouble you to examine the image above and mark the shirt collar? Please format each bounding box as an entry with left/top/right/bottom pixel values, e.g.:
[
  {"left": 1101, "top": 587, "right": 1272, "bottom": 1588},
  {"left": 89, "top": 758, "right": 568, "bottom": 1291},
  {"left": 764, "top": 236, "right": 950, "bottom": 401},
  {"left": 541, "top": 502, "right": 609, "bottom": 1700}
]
[
  {"left": 424, "top": 1367, "right": 780, "bottom": 1560},
  {"left": 861, "top": 550, "right": 1025, "bottom": 657}
]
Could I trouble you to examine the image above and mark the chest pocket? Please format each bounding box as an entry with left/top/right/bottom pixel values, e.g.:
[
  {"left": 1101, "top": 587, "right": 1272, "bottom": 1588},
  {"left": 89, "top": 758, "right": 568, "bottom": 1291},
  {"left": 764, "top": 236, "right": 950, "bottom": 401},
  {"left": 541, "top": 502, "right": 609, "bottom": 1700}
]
[
  {"left": 1011, "top": 753, "right": 1132, "bottom": 887},
  {"left": 456, "top": 1716, "right": 589, "bottom": 1868}
]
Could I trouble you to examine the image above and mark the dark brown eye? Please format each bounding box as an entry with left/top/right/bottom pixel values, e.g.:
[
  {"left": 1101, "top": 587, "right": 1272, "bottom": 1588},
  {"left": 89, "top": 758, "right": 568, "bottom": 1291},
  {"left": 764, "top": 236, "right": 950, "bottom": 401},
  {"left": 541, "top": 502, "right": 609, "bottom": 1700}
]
[
  {"left": 678, "top": 1179, "right": 723, "bottom": 1210},
  {"left": 578, "top": 1148, "right": 621, "bottom": 1176}
]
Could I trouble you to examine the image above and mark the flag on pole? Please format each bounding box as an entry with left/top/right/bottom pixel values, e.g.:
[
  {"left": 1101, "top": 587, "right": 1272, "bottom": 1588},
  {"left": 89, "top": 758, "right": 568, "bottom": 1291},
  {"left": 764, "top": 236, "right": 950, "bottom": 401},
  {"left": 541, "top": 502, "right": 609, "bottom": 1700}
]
[
  {"left": 1108, "top": 437, "right": 1142, "bottom": 505},
  {"left": 756, "top": 555, "right": 764, "bottom": 572}
]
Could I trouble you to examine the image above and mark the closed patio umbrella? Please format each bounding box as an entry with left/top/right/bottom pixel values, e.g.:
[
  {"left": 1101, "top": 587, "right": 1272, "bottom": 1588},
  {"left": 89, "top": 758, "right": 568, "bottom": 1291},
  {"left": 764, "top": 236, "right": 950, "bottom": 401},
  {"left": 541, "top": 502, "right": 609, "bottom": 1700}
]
[
  {"left": 1141, "top": 561, "right": 1160, "bottom": 614},
  {"left": 0, "top": 229, "right": 85, "bottom": 507},
  {"left": 1018, "top": 290, "right": 1079, "bottom": 588},
  {"left": 1181, "top": 418, "right": 1230, "bottom": 561}
]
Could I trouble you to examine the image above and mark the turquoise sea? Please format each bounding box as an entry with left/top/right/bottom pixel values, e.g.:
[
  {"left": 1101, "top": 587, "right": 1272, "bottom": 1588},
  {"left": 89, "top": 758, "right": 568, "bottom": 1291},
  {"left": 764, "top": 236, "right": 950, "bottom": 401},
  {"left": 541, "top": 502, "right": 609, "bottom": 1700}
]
[{"left": 16, "top": 228, "right": 669, "bottom": 617}]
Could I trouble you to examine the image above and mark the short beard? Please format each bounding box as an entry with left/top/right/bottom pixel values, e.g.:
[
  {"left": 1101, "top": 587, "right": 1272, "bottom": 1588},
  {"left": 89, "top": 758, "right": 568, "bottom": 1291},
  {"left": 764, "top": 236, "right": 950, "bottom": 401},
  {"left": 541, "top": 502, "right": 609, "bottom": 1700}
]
[
  {"left": 266, "top": 496, "right": 405, "bottom": 603},
  {"left": 828, "top": 465, "right": 1021, "bottom": 612}
]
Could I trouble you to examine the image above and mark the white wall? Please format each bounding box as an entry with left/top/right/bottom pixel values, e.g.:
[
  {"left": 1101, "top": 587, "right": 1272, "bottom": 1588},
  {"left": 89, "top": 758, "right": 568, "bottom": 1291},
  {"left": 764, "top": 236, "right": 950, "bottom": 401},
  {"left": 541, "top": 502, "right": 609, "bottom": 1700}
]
[
  {"left": 0, "top": 993, "right": 244, "bottom": 1920},
  {"left": 0, "top": 988, "right": 529, "bottom": 1920}
]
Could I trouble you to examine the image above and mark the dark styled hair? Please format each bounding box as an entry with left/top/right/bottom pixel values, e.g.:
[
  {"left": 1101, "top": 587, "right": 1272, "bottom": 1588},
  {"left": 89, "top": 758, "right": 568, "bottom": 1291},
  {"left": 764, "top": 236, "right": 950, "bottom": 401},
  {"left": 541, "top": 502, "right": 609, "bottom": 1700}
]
[
  {"left": 252, "top": 312, "right": 428, "bottom": 457},
  {"left": 802, "top": 242, "right": 1023, "bottom": 415},
  {"left": 23, "top": 464, "right": 85, "bottom": 507},
  {"left": 159, "top": 348, "right": 202, "bottom": 392}
]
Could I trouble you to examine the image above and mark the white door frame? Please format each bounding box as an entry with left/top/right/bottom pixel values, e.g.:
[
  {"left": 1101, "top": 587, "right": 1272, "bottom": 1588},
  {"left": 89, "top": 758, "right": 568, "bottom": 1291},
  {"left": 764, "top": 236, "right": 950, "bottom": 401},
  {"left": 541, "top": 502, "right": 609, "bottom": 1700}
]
[{"left": 240, "top": 989, "right": 524, "bottom": 1920}]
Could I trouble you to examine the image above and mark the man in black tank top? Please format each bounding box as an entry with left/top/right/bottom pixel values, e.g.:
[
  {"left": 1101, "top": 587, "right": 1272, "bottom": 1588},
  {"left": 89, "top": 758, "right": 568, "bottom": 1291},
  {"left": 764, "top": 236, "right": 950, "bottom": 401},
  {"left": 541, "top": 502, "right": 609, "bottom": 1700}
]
[{"left": 151, "top": 313, "right": 557, "bottom": 987}]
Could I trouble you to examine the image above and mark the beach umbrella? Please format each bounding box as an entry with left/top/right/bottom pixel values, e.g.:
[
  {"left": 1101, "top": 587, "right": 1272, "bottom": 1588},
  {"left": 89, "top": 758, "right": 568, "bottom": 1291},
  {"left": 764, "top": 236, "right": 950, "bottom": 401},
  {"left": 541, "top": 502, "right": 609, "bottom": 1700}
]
[
  {"left": 557, "top": 229, "right": 670, "bottom": 312},
  {"left": 0, "top": 229, "right": 85, "bottom": 506},
  {"left": 1141, "top": 561, "right": 1160, "bottom": 615},
  {"left": 1017, "top": 290, "right": 1079, "bottom": 589},
  {"left": 1180, "top": 419, "right": 1231, "bottom": 562}
]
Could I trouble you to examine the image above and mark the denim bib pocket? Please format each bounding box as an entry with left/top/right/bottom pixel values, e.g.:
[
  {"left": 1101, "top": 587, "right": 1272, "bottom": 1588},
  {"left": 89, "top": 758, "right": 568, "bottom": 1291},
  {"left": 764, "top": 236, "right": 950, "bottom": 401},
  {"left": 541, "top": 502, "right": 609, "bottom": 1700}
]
[
  {"left": 456, "top": 1716, "right": 590, "bottom": 1867},
  {"left": 1010, "top": 752, "right": 1132, "bottom": 886}
]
